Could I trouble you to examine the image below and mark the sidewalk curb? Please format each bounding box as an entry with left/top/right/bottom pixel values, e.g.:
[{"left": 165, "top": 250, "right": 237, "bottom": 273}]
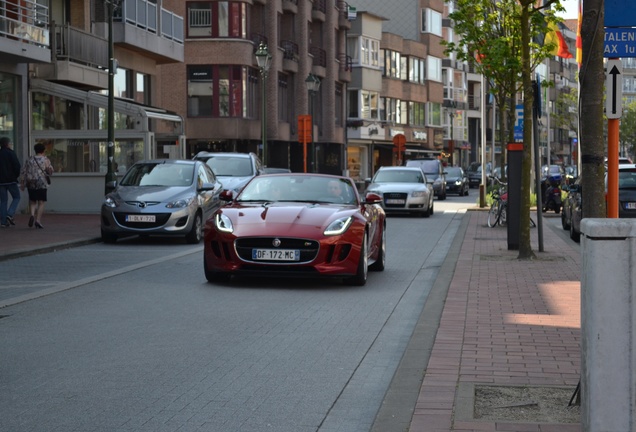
[
  {"left": 371, "top": 211, "right": 469, "bottom": 431},
  {"left": 0, "top": 238, "right": 102, "bottom": 263}
]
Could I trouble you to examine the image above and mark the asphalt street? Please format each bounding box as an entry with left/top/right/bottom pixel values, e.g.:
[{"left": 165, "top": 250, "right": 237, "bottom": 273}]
[{"left": 0, "top": 198, "right": 472, "bottom": 432}]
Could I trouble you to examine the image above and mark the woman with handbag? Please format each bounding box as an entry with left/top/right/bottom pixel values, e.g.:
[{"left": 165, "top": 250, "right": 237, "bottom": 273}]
[{"left": 20, "top": 143, "right": 53, "bottom": 229}]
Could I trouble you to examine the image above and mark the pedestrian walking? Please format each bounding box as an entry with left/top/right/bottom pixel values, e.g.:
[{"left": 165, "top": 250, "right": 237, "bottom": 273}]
[
  {"left": 0, "top": 136, "right": 21, "bottom": 228},
  {"left": 20, "top": 143, "right": 53, "bottom": 229}
]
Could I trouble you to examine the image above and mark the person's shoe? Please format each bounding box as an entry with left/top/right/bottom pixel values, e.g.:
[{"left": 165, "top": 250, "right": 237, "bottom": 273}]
[
  {"left": 28, "top": 215, "right": 34, "bottom": 227},
  {"left": 6, "top": 216, "right": 15, "bottom": 225},
  {"left": 35, "top": 221, "right": 44, "bottom": 229},
  {"left": 0, "top": 224, "right": 8, "bottom": 228}
]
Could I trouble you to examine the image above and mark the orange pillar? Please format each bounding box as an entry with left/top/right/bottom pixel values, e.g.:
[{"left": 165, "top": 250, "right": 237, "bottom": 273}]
[{"left": 608, "top": 119, "right": 619, "bottom": 218}]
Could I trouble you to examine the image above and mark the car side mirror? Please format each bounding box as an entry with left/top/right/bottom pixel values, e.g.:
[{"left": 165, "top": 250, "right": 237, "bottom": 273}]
[
  {"left": 220, "top": 190, "right": 234, "bottom": 201},
  {"left": 363, "top": 192, "right": 382, "bottom": 204}
]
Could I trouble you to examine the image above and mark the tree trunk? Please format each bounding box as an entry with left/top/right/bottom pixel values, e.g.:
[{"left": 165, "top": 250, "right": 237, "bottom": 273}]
[{"left": 580, "top": 0, "right": 606, "bottom": 219}]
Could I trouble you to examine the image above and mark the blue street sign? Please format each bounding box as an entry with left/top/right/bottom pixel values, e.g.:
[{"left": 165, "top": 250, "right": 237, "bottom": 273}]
[
  {"left": 514, "top": 104, "right": 523, "bottom": 140},
  {"left": 604, "top": 29, "right": 636, "bottom": 58},
  {"left": 605, "top": 0, "right": 636, "bottom": 28}
]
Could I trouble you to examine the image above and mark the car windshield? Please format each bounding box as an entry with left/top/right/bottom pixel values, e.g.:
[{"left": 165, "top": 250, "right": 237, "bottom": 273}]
[
  {"left": 373, "top": 170, "right": 424, "bottom": 183},
  {"left": 205, "top": 156, "right": 253, "bottom": 177},
  {"left": 120, "top": 163, "right": 194, "bottom": 187},
  {"left": 446, "top": 167, "right": 462, "bottom": 177},
  {"left": 619, "top": 169, "right": 636, "bottom": 189},
  {"left": 238, "top": 175, "right": 357, "bottom": 205}
]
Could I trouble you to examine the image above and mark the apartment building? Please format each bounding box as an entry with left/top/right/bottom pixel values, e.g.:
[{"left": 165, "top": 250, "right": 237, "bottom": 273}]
[
  {"left": 0, "top": 0, "right": 185, "bottom": 213},
  {"left": 156, "top": 0, "right": 352, "bottom": 175},
  {"left": 351, "top": 0, "right": 468, "bottom": 171}
]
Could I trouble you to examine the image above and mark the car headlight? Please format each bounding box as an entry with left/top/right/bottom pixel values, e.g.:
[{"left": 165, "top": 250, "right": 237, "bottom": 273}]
[
  {"left": 455, "top": 180, "right": 462, "bottom": 185},
  {"left": 324, "top": 216, "right": 353, "bottom": 236},
  {"left": 166, "top": 195, "right": 195, "bottom": 209},
  {"left": 434, "top": 179, "right": 442, "bottom": 185},
  {"left": 215, "top": 213, "right": 234, "bottom": 233},
  {"left": 367, "top": 189, "right": 381, "bottom": 195},
  {"left": 411, "top": 191, "right": 427, "bottom": 197},
  {"left": 103, "top": 197, "right": 117, "bottom": 208}
]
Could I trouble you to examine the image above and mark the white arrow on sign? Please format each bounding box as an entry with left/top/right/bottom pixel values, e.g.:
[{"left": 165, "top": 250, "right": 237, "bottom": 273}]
[{"left": 606, "top": 59, "right": 623, "bottom": 119}]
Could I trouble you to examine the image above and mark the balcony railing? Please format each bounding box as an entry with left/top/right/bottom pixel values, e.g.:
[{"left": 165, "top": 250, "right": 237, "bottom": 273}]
[
  {"left": 281, "top": 40, "right": 298, "bottom": 61},
  {"left": 115, "top": 0, "right": 183, "bottom": 43},
  {"left": 0, "top": 0, "right": 49, "bottom": 47},
  {"left": 310, "top": 46, "right": 326, "bottom": 67},
  {"left": 338, "top": 53, "right": 352, "bottom": 71},
  {"left": 52, "top": 23, "right": 108, "bottom": 69},
  {"left": 312, "top": 0, "right": 326, "bottom": 13}
]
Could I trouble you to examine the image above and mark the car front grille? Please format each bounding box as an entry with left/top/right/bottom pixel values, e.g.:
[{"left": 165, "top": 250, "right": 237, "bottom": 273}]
[
  {"left": 383, "top": 192, "right": 408, "bottom": 208},
  {"left": 113, "top": 212, "right": 172, "bottom": 229},
  {"left": 235, "top": 237, "right": 320, "bottom": 263}
]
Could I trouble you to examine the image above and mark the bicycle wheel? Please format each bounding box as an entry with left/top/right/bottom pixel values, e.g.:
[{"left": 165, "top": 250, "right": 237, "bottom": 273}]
[
  {"left": 488, "top": 202, "right": 500, "bottom": 227},
  {"left": 499, "top": 203, "right": 508, "bottom": 226}
]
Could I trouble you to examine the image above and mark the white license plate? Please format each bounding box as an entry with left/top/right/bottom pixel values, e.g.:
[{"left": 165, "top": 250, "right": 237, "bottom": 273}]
[
  {"left": 126, "top": 214, "right": 156, "bottom": 222},
  {"left": 385, "top": 199, "right": 405, "bottom": 204},
  {"left": 626, "top": 202, "right": 636, "bottom": 209},
  {"left": 252, "top": 249, "right": 300, "bottom": 261}
]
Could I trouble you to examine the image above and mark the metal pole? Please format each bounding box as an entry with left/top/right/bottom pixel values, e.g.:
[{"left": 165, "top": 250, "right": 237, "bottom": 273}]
[
  {"left": 533, "top": 80, "right": 544, "bottom": 252},
  {"left": 105, "top": 0, "right": 116, "bottom": 195},
  {"left": 261, "top": 70, "right": 267, "bottom": 166},
  {"left": 309, "top": 90, "right": 314, "bottom": 172}
]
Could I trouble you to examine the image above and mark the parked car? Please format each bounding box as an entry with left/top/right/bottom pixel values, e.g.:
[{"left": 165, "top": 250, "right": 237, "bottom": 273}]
[
  {"left": 193, "top": 152, "right": 263, "bottom": 194},
  {"left": 466, "top": 162, "right": 491, "bottom": 188},
  {"left": 561, "top": 177, "right": 582, "bottom": 242},
  {"left": 404, "top": 158, "right": 447, "bottom": 200},
  {"left": 445, "top": 166, "right": 469, "bottom": 196},
  {"left": 101, "top": 159, "right": 223, "bottom": 244},
  {"left": 365, "top": 166, "right": 434, "bottom": 217},
  {"left": 203, "top": 173, "right": 386, "bottom": 286},
  {"left": 607, "top": 164, "right": 636, "bottom": 219}
]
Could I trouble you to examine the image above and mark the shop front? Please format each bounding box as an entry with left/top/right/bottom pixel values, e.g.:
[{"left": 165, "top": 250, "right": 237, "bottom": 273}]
[{"left": 30, "top": 80, "right": 184, "bottom": 213}]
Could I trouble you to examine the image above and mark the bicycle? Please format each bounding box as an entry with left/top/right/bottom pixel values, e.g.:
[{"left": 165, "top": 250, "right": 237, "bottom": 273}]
[{"left": 487, "top": 177, "right": 536, "bottom": 228}]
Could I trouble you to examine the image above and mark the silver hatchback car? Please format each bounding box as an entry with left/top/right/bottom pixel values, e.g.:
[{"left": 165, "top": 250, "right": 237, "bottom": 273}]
[{"left": 101, "top": 159, "right": 223, "bottom": 244}]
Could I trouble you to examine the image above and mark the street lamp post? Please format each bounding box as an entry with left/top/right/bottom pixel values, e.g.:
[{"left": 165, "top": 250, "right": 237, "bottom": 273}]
[
  {"left": 255, "top": 43, "right": 272, "bottom": 166},
  {"left": 105, "top": 0, "right": 121, "bottom": 195},
  {"left": 305, "top": 73, "right": 321, "bottom": 172},
  {"left": 447, "top": 101, "right": 457, "bottom": 167}
]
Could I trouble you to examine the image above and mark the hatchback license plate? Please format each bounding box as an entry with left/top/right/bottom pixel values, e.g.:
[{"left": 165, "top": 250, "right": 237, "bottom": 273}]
[
  {"left": 252, "top": 249, "right": 300, "bottom": 261},
  {"left": 385, "top": 199, "right": 405, "bottom": 204},
  {"left": 626, "top": 202, "right": 636, "bottom": 210},
  {"left": 126, "top": 215, "right": 156, "bottom": 222}
]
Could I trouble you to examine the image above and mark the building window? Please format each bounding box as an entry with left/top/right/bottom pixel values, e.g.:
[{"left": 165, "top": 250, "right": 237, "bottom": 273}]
[
  {"left": 187, "top": 65, "right": 247, "bottom": 118},
  {"left": 382, "top": 98, "right": 405, "bottom": 124},
  {"left": 335, "top": 82, "right": 343, "bottom": 126},
  {"left": 409, "top": 102, "right": 426, "bottom": 126},
  {"left": 361, "top": 90, "right": 379, "bottom": 119},
  {"left": 383, "top": 50, "right": 401, "bottom": 79},
  {"left": 421, "top": 8, "right": 442, "bottom": 36},
  {"left": 186, "top": 1, "right": 248, "bottom": 38},
  {"left": 427, "top": 102, "right": 442, "bottom": 127},
  {"left": 409, "top": 57, "right": 425, "bottom": 84},
  {"left": 278, "top": 73, "right": 289, "bottom": 123},
  {"left": 426, "top": 56, "right": 442, "bottom": 82}
]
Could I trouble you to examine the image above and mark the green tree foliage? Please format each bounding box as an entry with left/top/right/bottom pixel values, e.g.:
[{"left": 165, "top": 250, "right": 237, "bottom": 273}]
[
  {"left": 620, "top": 101, "right": 636, "bottom": 159},
  {"left": 445, "top": 0, "right": 566, "bottom": 258}
]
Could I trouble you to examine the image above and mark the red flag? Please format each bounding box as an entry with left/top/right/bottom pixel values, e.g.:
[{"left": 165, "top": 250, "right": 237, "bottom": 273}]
[{"left": 576, "top": 0, "right": 582, "bottom": 66}]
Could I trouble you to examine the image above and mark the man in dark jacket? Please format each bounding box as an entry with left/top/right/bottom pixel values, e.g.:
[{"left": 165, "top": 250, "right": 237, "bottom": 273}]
[{"left": 0, "top": 136, "right": 21, "bottom": 227}]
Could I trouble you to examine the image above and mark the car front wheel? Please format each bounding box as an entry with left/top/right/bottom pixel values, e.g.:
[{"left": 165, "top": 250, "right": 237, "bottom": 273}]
[
  {"left": 185, "top": 213, "right": 203, "bottom": 244},
  {"left": 345, "top": 233, "right": 368, "bottom": 286}
]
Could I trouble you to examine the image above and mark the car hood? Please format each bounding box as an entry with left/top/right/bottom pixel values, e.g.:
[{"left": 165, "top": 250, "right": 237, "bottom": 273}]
[
  {"left": 367, "top": 182, "right": 429, "bottom": 193},
  {"left": 112, "top": 185, "right": 192, "bottom": 203},
  {"left": 219, "top": 202, "right": 356, "bottom": 236},
  {"left": 446, "top": 176, "right": 462, "bottom": 182},
  {"left": 218, "top": 176, "right": 252, "bottom": 191}
]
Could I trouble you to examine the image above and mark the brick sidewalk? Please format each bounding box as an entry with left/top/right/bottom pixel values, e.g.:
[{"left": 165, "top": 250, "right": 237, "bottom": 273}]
[{"left": 410, "top": 210, "right": 581, "bottom": 432}]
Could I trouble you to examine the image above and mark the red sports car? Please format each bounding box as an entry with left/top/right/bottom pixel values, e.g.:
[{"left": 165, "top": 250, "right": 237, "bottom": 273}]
[{"left": 203, "top": 173, "right": 386, "bottom": 286}]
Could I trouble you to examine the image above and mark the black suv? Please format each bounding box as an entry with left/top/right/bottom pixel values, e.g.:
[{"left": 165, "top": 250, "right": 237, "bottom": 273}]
[
  {"left": 405, "top": 158, "right": 447, "bottom": 200},
  {"left": 466, "top": 162, "right": 491, "bottom": 188},
  {"left": 193, "top": 152, "right": 263, "bottom": 194}
]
